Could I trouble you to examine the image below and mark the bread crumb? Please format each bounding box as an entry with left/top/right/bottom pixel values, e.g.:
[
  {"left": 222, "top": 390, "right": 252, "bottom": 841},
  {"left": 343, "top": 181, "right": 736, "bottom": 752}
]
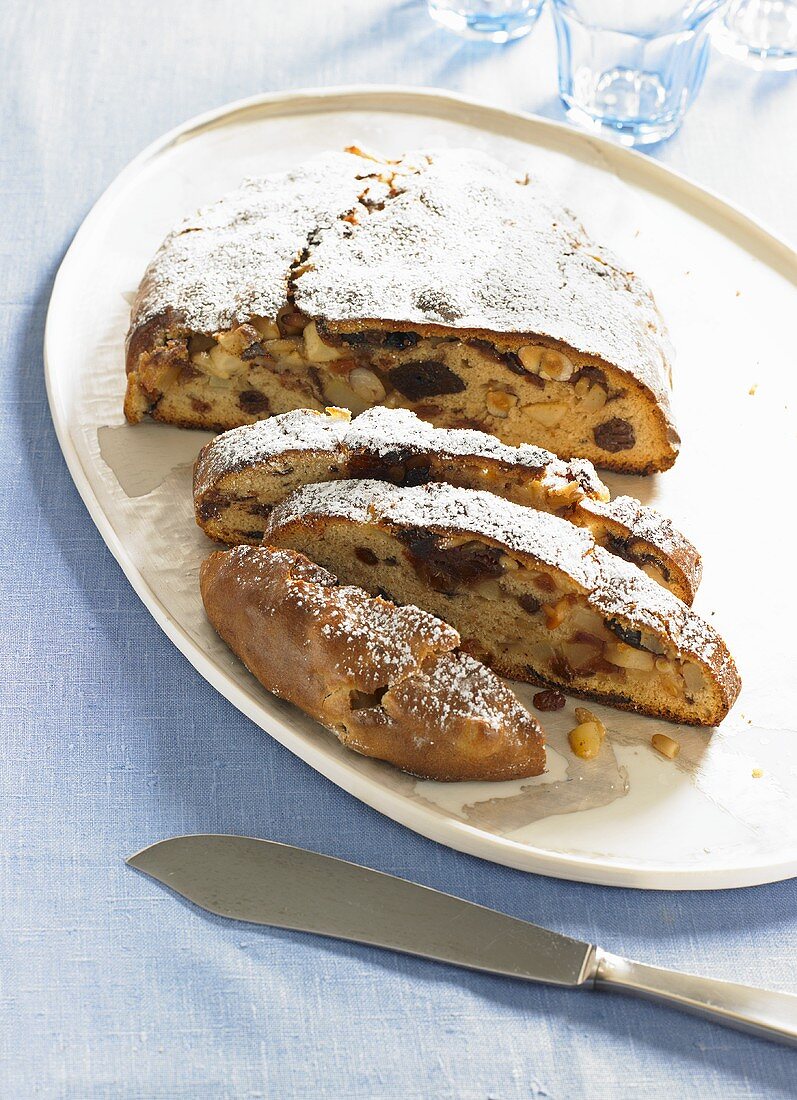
[
  {"left": 748, "top": 384, "right": 758, "bottom": 396},
  {"left": 735, "top": 290, "right": 741, "bottom": 297},
  {"left": 752, "top": 768, "right": 763, "bottom": 779}
]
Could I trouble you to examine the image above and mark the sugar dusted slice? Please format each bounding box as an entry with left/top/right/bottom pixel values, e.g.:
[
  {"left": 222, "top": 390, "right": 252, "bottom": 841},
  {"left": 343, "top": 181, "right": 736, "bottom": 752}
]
[
  {"left": 200, "top": 544, "right": 545, "bottom": 781},
  {"left": 193, "top": 406, "right": 701, "bottom": 602},
  {"left": 262, "top": 480, "right": 740, "bottom": 726}
]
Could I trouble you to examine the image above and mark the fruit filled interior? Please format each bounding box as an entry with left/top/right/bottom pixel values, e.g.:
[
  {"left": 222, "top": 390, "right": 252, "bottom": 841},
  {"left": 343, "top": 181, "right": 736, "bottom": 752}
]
[
  {"left": 176, "top": 310, "right": 659, "bottom": 469},
  {"left": 269, "top": 519, "right": 715, "bottom": 723}
]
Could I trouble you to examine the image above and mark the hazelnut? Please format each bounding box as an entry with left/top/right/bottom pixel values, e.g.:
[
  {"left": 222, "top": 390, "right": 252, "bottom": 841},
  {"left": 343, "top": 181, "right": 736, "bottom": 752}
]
[
  {"left": 348, "top": 367, "right": 386, "bottom": 403},
  {"left": 485, "top": 390, "right": 518, "bottom": 418},
  {"left": 518, "top": 345, "right": 574, "bottom": 381}
]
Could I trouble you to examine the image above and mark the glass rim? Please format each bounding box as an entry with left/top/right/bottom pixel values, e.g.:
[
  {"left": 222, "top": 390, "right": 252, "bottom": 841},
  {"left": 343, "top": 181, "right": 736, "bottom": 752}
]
[{"left": 550, "top": 0, "right": 727, "bottom": 38}]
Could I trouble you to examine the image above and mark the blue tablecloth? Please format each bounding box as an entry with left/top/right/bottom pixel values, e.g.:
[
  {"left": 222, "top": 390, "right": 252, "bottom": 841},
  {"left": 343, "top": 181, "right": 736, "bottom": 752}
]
[{"left": 2, "top": 2, "right": 796, "bottom": 1096}]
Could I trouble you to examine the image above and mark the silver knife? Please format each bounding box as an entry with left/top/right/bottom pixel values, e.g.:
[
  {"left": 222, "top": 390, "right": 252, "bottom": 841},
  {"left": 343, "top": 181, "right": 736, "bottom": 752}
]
[{"left": 127, "top": 834, "right": 797, "bottom": 1047}]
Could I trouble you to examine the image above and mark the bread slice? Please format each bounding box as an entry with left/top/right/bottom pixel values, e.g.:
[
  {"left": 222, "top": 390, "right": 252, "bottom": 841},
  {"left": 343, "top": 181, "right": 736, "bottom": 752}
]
[
  {"left": 193, "top": 406, "right": 701, "bottom": 603},
  {"left": 263, "top": 481, "right": 740, "bottom": 726},
  {"left": 200, "top": 544, "right": 545, "bottom": 781},
  {"left": 125, "top": 147, "right": 678, "bottom": 473}
]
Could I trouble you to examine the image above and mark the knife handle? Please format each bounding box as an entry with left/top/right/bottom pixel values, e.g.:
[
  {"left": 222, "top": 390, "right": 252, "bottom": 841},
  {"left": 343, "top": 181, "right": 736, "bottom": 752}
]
[{"left": 593, "top": 949, "right": 797, "bottom": 1047}]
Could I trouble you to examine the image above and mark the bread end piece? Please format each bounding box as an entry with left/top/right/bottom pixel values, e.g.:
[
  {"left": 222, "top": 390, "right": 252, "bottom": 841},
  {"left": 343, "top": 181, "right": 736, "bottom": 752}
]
[{"left": 200, "top": 544, "right": 546, "bottom": 781}]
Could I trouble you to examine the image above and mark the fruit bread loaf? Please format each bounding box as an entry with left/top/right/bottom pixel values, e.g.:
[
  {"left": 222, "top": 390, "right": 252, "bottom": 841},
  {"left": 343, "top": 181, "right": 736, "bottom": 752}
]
[
  {"left": 200, "top": 544, "right": 545, "bottom": 781},
  {"left": 125, "top": 147, "right": 679, "bottom": 473},
  {"left": 193, "top": 406, "right": 701, "bottom": 603},
  {"left": 262, "top": 480, "right": 740, "bottom": 726}
]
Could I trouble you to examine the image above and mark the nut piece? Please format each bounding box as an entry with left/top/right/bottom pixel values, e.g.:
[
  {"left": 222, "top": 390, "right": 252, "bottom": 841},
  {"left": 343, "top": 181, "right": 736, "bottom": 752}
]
[
  {"left": 517, "top": 346, "right": 575, "bottom": 381},
  {"left": 304, "top": 320, "right": 346, "bottom": 363},
  {"left": 486, "top": 390, "right": 518, "bottom": 418},
  {"left": 580, "top": 383, "right": 608, "bottom": 414},
  {"left": 348, "top": 367, "right": 386, "bottom": 403},
  {"left": 249, "top": 316, "right": 281, "bottom": 340},
  {"left": 196, "top": 345, "right": 248, "bottom": 380},
  {"left": 575, "top": 707, "right": 606, "bottom": 740},
  {"left": 651, "top": 733, "right": 680, "bottom": 760},
  {"left": 569, "top": 721, "right": 604, "bottom": 760},
  {"left": 325, "top": 406, "right": 352, "bottom": 422},
  {"left": 526, "top": 401, "right": 567, "bottom": 428}
]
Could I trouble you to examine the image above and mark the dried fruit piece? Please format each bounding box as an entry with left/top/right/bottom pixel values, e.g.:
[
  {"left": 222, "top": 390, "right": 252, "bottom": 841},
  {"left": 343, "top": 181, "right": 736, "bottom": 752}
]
[
  {"left": 533, "top": 689, "right": 565, "bottom": 711},
  {"left": 238, "top": 390, "right": 270, "bottom": 414},
  {"left": 594, "top": 418, "right": 636, "bottom": 453},
  {"left": 387, "top": 359, "right": 466, "bottom": 400}
]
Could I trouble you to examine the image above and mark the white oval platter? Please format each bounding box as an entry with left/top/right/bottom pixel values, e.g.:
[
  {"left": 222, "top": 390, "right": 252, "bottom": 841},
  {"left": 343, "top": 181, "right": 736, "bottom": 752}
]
[{"left": 44, "top": 86, "right": 797, "bottom": 889}]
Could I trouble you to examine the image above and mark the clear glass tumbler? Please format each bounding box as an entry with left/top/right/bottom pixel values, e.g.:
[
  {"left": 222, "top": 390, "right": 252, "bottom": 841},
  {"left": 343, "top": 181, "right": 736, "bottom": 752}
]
[
  {"left": 427, "top": 0, "right": 545, "bottom": 42},
  {"left": 551, "top": 1, "right": 727, "bottom": 146},
  {"left": 713, "top": 0, "right": 797, "bottom": 70}
]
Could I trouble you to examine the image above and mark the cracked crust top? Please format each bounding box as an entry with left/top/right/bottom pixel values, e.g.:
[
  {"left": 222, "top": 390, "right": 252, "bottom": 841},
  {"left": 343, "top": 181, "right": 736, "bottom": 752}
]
[{"left": 127, "top": 147, "right": 675, "bottom": 430}]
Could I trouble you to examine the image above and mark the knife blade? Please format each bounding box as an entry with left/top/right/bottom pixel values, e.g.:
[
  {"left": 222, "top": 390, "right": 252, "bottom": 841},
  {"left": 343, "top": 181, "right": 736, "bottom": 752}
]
[{"left": 127, "top": 835, "right": 797, "bottom": 1046}]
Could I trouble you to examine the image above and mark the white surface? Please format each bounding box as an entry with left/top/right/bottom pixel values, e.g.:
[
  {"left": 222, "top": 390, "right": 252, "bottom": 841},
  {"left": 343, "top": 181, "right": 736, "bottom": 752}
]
[{"left": 45, "top": 87, "right": 797, "bottom": 889}]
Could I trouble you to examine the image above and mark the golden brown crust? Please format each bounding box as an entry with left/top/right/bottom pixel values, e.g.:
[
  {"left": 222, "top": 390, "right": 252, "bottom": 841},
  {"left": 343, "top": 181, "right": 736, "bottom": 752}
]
[{"left": 200, "top": 544, "right": 546, "bottom": 781}]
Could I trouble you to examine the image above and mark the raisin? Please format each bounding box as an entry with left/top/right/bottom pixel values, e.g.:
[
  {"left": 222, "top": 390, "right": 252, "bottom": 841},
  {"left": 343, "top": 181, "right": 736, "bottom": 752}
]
[
  {"left": 397, "top": 528, "right": 503, "bottom": 590},
  {"left": 383, "top": 331, "right": 420, "bottom": 350},
  {"left": 190, "top": 397, "right": 212, "bottom": 414},
  {"left": 387, "top": 360, "right": 466, "bottom": 401},
  {"left": 348, "top": 449, "right": 431, "bottom": 488},
  {"left": 517, "top": 594, "right": 541, "bottom": 614},
  {"left": 533, "top": 689, "right": 566, "bottom": 711},
  {"left": 248, "top": 502, "right": 273, "bottom": 517},
  {"left": 243, "top": 530, "right": 265, "bottom": 541},
  {"left": 342, "top": 330, "right": 382, "bottom": 347},
  {"left": 238, "top": 390, "right": 270, "bottom": 414},
  {"left": 355, "top": 547, "right": 379, "bottom": 566},
  {"left": 593, "top": 418, "right": 635, "bottom": 453},
  {"left": 605, "top": 618, "right": 643, "bottom": 648}
]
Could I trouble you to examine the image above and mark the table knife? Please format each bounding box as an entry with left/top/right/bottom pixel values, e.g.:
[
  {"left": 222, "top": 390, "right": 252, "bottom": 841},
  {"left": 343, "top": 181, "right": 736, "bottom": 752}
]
[{"left": 127, "top": 834, "right": 797, "bottom": 1047}]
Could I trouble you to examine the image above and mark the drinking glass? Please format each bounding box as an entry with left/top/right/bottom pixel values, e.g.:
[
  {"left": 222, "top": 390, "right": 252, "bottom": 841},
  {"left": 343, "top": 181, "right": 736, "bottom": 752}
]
[
  {"left": 551, "top": 1, "right": 727, "bottom": 146},
  {"left": 427, "top": 0, "right": 545, "bottom": 42},
  {"left": 713, "top": 0, "right": 797, "bottom": 69}
]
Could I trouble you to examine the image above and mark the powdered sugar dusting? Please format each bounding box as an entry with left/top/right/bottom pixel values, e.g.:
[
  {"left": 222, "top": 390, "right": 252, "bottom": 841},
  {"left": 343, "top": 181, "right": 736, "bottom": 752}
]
[
  {"left": 193, "top": 409, "right": 349, "bottom": 497},
  {"left": 396, "top": 649, "right": 536, "bottom": 737},
  {"left": 582, "top": 494, "right": 682, "bottom": 557},
  {"left": 130, "top": 152, "right": 370, "bottom": 334},
  {"left": 295, "top": 149, "right": 674, "bottom": 407}
]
